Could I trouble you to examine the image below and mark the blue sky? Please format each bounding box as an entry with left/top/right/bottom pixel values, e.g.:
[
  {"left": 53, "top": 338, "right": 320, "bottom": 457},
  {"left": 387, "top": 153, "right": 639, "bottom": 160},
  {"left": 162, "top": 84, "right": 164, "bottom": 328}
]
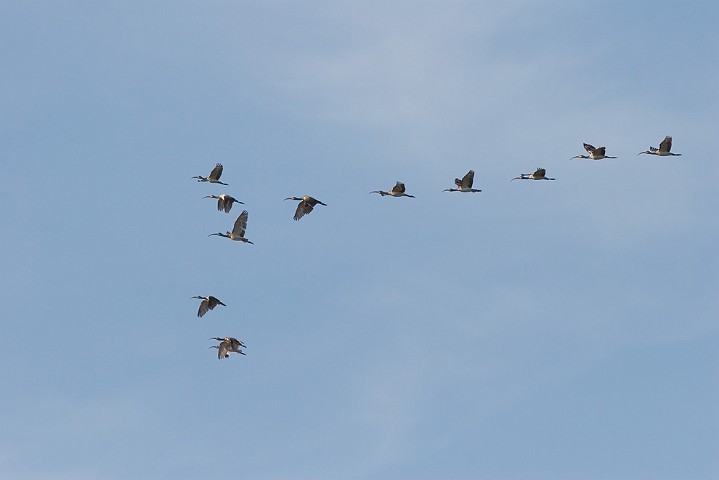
[{"left": 1, "top": 1, "right": 717, "bottom": 479}]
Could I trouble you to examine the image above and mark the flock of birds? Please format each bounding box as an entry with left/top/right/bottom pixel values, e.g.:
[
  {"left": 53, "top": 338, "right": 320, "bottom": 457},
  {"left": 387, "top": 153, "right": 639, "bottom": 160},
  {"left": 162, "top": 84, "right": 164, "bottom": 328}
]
[
  {"left": 190, "top": 135, "right": 681, "bottom": 359},
  {"left": 191, "top": 163, "right": 248, "bottom": 358}
]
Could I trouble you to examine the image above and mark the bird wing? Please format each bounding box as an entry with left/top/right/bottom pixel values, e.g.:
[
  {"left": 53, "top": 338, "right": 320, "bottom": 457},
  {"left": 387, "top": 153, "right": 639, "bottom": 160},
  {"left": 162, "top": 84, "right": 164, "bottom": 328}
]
[
  {"left": 209, "top": 163, "right": 223, "bottom": 181},
  {"left": 232, "top": 210, "right": 249, "bottom": 236},
  {"left": 583, "top": 143, "right": 596, "bottom": 153},
  {"left": 392, "top": 182, "right": 406, "bottom": 194},
  {"left": 223, "top": 196, "right": 236, "bottom": 213},
  {"left": 534, "top": 168, "right": 546, "bottom": 178},
  {"left": 207, "top": 296, "right": 226, "bottom": 310},
  {"left": 294, "top": 200, "right": 313, "bottom": 220},
  {"left": 461, "top": 170, "right": 474, "bottom": 189},
  {"left": 659, "top": 136, "right": 672, "bottom": 153},
  {"left": 218, "top": 341, "right": 230, "bottom": 359},
  {"left": 197, "top": 299, "right": 209, "bottom": 317},
  {"left": 306, "top": 196, "right": 326, "bottom": 206},
  {"left": 595, "top": 147, "right": 606, "bottom": 156},
  {"left": 216, "top": 197, "right": 225, "bottom": 212}
]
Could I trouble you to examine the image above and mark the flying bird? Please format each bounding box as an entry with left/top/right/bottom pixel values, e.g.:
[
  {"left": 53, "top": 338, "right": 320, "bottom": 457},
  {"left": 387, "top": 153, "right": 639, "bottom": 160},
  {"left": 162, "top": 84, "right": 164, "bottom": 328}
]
[
  {"left": 203, "top": 194, "right": 243, "bottom": 213},
  {"left": 511, "top": 168, "right": 556, "bottom": 181},
  {"left": 210, "top": 337, "right": 246, "bottom": 359},
  {"left": 191, "top": 295, "right": 226, "bottom": 318},
  {"left": 192, "top": 163, "right": 228, "bottom": 185},
  {"left": 370, "top": 181, "right": 415, "bottom": 197},
  {"left": 284, "top": 195, "right": 327, "bottom": 221},
  {"left": 571, "top": 143, "right": 617, "bottom": 160},
  {"left": 209, "top": 210, "right": 253, "bottom": 243},
  {"left": 210, "top": 337, "right": 247, "bottom": 350},
  {"left": 209, "top": 337, "right": 246, "bottom": 359},
  {"left": 638, "top": 136, "right": 682, "bottom": 156},
  {"left": 444, "top": 170, "right": 481, "bottom": 192}
]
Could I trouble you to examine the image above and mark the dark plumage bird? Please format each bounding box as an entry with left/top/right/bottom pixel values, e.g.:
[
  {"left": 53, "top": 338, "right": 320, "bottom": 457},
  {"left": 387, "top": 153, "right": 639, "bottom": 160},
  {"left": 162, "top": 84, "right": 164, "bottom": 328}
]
[
  {"left": 284, "top": 195, "right": 327, "bottom": 221},
  {"left": 192, "top": 163, "right": 228, "bottom": 185},
  {"left": 444, "top": 170, "right": 481, "bottom": 192},
  {"left": 203, "top": 194, "right": 243, "bottom": 213},
  {"left": 209, "top": 337, "right": 246, "bottom": 359},
  {"left": 571, "top": 143, "right": 617, "bottom": 160},
  {"left": 638, "top": 136, "right": 682, "bottom": 156},
  {"left": 191, "top": 295, "right": 226, "bottom": 318},
  {"left": 511, "top": 168, "right": 556, "bottom": 181},
  {"left": 209, "top": 210, "right": 253, "bottom": 243},
  {"left": 370, "top": 181, "right": 415, "bottom": 197}
]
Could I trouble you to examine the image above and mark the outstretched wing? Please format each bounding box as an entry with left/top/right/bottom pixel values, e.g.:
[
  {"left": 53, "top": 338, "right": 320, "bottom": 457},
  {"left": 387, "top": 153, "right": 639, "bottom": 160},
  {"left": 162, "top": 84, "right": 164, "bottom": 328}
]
[
  {"left": 583, "top": 143, "right": 596, "bottom": 153},
  {"left": 391, "top": 182, "right": 406, "bottom": 194},
  {"left": 197, "top": 299, "right": 209, "bottom": 318},
  {"left": 294, "top": 201, "right": 313, "bottom": 220},
  {"left": 232, "top": 210, "right": 249, "bottom": 236},
  {"left": 218, "top": 341, "right": 230, "bottom": 359},
  {"left": 306, "top": 196, "right": 326, "bottom": 207},
  {"left": 223, "top": 196, "right": 237, "bottom": 213},
  {"left": 659, "top": 136, "right": 672, "bottom": 153},
  {"left": 207, "top": 296, "right": 226, "bottom": 310},
  {"left": 209, "top": 163, "right": 224, "bottom": 181},
  {"left": 461, "top": 170, "right": 474, "bottom": 189},
  {"left": 227, "top": 337, "right": 247, "bottom": 350},
  {"left": 533, "top": 168, "right": 546, "bottom": 178}
]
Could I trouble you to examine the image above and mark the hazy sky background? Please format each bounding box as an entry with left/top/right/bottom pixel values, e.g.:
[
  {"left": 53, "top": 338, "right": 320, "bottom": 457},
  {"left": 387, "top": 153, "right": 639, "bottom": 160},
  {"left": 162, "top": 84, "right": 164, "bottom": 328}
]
[{"left": 1, "top": 1, "right": 717, "bottom": 479}]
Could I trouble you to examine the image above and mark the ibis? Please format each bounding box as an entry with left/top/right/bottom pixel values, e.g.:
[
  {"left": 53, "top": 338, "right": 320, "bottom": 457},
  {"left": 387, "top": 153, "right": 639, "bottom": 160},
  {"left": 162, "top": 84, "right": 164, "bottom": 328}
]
[
  {"left": 284, "top": 195, "right": 327, "bottom": 221},
  {"left": 444, "top": 170, "right": 481, "bottom": 192},
  {"left": 192, "top": 163, "right": 228, "bottom": 185},
  {"left": 210, "top": 337, "right": 246, "bottom": 350},
  {"left": 571, "top": 143, "right": 617, "bottom": 160},
  {"left": 511, "top": 168, "right": 555, "bottom": 181},
  {"left": 209, "top": 210, "right": 253, "bottom": 243},
  {"left": 204, "top": 194, "right": 243, "bottom": 213},
  {"left": 191, "top": 295, "right": 226, "bottom": 318},
  {"left": 210, "top": 337, "right": 246, "bottom": 359},
  {"left": 370, "top": 181, "right": 415, "bottom": 197},
  {"left": 638, "top": 136, "right": 682, "bottom": 156}
]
